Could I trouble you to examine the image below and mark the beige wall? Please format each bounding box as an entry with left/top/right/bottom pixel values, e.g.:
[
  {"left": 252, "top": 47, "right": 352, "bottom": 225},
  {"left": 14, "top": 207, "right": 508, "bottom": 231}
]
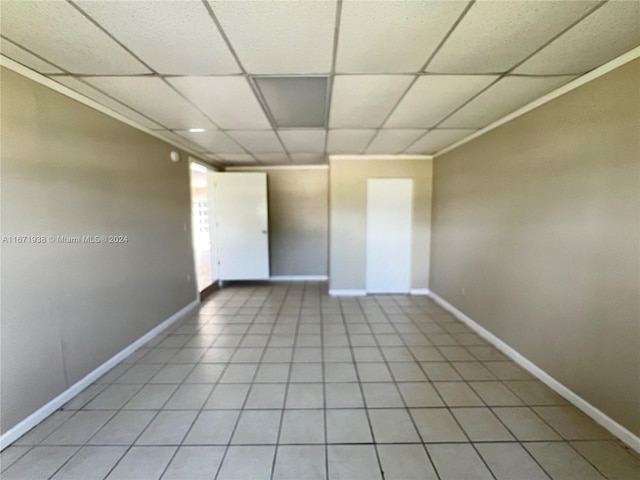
[
  {"left": 329, "top": 158, "right": 433, "bottom": 291},
  {"left": 228, "top": 167, "right": 329, "bottom": 276},
  {"left": 430, "top": 60, "right": 640, "bottom": 435},
  {"left": 1, "top": 68, "right": 197, "bottom": 434}
]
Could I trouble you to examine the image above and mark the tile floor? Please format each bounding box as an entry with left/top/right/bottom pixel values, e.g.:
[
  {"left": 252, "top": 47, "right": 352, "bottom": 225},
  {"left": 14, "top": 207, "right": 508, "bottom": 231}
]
[{"left": 2, "top": 282, "right": 639, "bottom": 480}]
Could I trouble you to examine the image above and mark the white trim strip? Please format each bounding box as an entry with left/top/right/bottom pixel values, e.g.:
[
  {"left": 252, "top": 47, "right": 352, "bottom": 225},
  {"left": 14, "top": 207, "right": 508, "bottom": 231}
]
[
  {"left": 0, "top": 298, "right": 200, "bottom": 450},
  {"left": 227, "top": 165, "right": 329, "bottom": 171},
  {"left": 410, "top": 288, "right": 430, "bottom": 296},
  {"left": 435, "top": 46, "right": 640, "bottom": 158},
  {"left": 328, "top": 289, "right": 367, "bottom": 296},
  {"left": 330, "top": 154, "right": 433, "bottom": 161},
  {"left": 269, "top": 275, "right": 328, "bottom": 282},
  {"left": 0, "top": 56, "right": 211, "bottom": 165},
  {"left": 429, "top": 291, "right": 640, "bottom": 454}
]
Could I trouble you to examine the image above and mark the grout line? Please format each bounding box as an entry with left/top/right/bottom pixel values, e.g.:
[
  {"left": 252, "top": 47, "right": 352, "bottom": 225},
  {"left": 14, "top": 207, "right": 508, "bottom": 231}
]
[
  {"left": 367, "top": 294, "right": 499, "bottom": 480},
  {"left": 353, "top": 297, "right": 443, "bottom": 480},
  {"left": 335, "top": 298, "right": 387, "bottom": 479},
  {"left": 268, "top": 285, "right": 305, "bottom": 479},
  {"left": 212, "top": 284, "right": 292, "bottom": 480}
]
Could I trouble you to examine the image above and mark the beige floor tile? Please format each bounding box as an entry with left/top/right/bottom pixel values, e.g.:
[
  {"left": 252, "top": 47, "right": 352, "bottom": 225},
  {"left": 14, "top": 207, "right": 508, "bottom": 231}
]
[{"left": 524, "top": 442, "right": 605, "bottom": 479}]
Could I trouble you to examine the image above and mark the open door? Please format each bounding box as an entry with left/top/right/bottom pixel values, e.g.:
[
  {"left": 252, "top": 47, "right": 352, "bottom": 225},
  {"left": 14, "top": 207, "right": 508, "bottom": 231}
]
[{"left": 214, "top": 172, "right": 270, "bottom": 280}]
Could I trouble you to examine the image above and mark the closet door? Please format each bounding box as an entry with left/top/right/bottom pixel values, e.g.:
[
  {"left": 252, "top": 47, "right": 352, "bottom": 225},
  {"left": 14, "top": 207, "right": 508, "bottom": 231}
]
[{"left": 366, "top": 178, "right": 413, "bottom": 293}]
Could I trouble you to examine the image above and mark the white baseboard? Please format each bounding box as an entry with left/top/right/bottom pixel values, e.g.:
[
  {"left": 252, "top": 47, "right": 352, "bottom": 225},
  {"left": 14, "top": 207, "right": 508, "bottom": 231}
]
[
  {"left": 329, "top": 289, "right": 367, "bottom": 296},
  {"left": 428, "top": 291, "right": 640, "bottom": 454},
  {"left": 0, "top": 297, "right": 200, "bottom": 451},
  {"left": 410, "top": 288, "right": 431, "bottom": 295},
  {"left": 269, "top": 275, "right": 328, "bottom": 282}
]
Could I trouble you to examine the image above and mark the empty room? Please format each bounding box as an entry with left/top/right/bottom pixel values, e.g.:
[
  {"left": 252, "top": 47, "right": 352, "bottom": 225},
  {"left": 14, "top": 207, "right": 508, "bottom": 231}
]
[{"left": 1, "top": 1, "right": 639, "bottom": 479}]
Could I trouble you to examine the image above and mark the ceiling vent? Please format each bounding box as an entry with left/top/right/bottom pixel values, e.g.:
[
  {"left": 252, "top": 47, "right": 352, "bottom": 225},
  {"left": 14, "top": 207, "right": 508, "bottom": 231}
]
[{"left": 252, "top": 76, "right": 329, "bottom": 128}]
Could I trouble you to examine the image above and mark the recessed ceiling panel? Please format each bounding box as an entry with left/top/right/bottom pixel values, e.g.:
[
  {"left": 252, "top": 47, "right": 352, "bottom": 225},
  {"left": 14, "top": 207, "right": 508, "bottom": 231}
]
[
  {"left": 365, "top": 130, "right": 427, "bottom": 154},
  {"left": 404, "top": 129, "right": 475, "bottom": 154},
  {"left": 336, "top": 1, "right": 468, "bottom": 73},
  {"left": 441, "top": 76, "right": 576, "bottom": 128},
  {"left": 385, "top": 75, "right": 498, "bottom": 128},
  {"left": 210, "top": 0, "right": 337, "bottom": 74},
  {"left": 254, "top": 76, "right": 328, "bottom": 128},
  {"left": 0, "top": 1, "right": 149, "bottom": 74},
  {"left": 226, "top": 131, "right": 285, "bottom": 154},
  {"left": 168, "top": 77, "right": 270, "bottom": 130},
  {"left": 75, "top": 0, "right": 240, "bottom": 75},
  {"left": 0, "top": 38, "right": 63, "bottom": 74},
  {"left": 278, "top": 130, "right": 326, "bottom": 153},
  {"left": 52, "top": 77, "right": 164, "bottom": 130},
  {"left": 330, "top": 75, "right": 413, "bottom": 128},
  {"left": 327, "top": 130, "right": 377, "bottom": 154},
  {"left": 427, "top": 1, "right": 597, "bottom": 73},
  {"left": 514, "top": 2, "right": 640, "bottom": 75},
  {"left": 83, "top": 77, "right": 215, "bottom": 130},
  {"left": 290, "top": 153, "right": 326, "bottom": 165},
  {"left": 176, "top": 130, "right": 244, "bottom": 154}
]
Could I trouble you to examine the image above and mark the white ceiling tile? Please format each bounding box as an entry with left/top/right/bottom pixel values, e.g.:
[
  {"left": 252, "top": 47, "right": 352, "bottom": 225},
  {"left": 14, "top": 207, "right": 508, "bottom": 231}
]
[
  {"left": 327, "top": 130, "right": 377, "bottom": 154},
  {"left": 514, "top": 1, "right": 640, "bottom": 75},
  {"left": 290, "top": 153, "right": 326, "bottom": 165},
  {"left": 254, "top": 153, "right": 291, "bottom": 164},
  {"left": 404, "top": 129, "right": 475, "bottom": 154},
  {"left": 83, "top": 77, "right": 215, "bottom": 129},
  {"left": 75, "top": 0, "right": 239, "bottom": 75},
  {"left": 176, "top": 130, "right": 244, "bottom": 154},
  {"left": 167, "top": 77, "right": 270, "bottom": 130},
  {"left": 203, "top": 153, "right": 221, "bottom": 162},
  {"left": 336, "top": 1, "right": 468, "bottom": 73},
  {"left": 385, "top": 75, "right": 498, "bottom": 128},
  {"left": 441, "top": 75, "right": 576, "bottom": 128},
  {"left": 0, "top": 38, "right": 63, "bottom": 74},
  {"left": 330, "top": 75, "right": 414, "bottom": 128},
  {"left": 52, "top": 77, "right": 164, "bottom": 130},
  {"left": 226, "top": 131, "right": 285, "bottom": 154},
  {"left": 0, "top": 1, "right": 149, "bottom": 74},
  {"left": 365, "top": 130, "right": 427, "bottom": 154},
  {"left": 427, "top": 1, "right": 598, "bottom": 73},
  {"left": 278, "top": 130, "right": 326, "bottom": 153},
  {"left": 216, "top": 154, "right": 257, "bottom": 164},
  {"left": 210, "top": 0, "right": 337, "bottom": 74}
]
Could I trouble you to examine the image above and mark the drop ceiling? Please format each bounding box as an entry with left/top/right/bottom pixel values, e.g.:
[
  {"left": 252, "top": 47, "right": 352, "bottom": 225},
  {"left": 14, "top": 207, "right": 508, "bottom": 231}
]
[{"left": 1, "top": 0, "right": 638, "bottom": 167}]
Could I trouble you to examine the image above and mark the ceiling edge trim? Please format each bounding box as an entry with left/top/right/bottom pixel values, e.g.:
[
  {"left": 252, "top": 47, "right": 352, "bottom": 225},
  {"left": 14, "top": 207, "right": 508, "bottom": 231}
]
[
  {"left": 226, "top": 165, "right": 329, "bottom": 171},
  {"left": 0, "top": 55, "right": 219, "bottom": 167},
  {"left": 434, "top": 46, "right": 640, "bottom": 158},
  {"left": 329, "top": 154, "right": 433, "bottom": 161}
]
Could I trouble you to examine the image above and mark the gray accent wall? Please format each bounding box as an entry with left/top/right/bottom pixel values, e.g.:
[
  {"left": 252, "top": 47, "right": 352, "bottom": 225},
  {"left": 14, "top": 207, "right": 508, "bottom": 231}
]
[
  {"left": 430, "top": 60, "right": 640, "bottom": 435},
  {"left": 329, "top": 158, "right": 433, "bottom": 291},
  {"left": 1, "top": 68, "right": 197, "bottom": 435}
]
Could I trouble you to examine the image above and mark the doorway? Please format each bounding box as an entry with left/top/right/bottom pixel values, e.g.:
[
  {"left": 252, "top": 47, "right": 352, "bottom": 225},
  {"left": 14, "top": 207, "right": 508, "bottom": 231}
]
[{"left": 189, "top": 161, "right": 215, "bottom": 291}]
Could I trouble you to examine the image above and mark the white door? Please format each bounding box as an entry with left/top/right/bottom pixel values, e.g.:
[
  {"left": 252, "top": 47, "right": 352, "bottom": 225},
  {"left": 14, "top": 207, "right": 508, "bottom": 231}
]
[
  {"left": 366, "top": 178, "right": 413, "bottom": 293},
  {"left": 214, "top": 172, "right": 270, "bottom": 280}
]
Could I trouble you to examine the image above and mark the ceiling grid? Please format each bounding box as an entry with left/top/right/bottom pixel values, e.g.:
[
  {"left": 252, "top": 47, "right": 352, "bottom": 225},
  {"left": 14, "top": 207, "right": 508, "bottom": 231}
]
[{"left": 0, "top": 0, "right": 637, "bottom": 166}]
